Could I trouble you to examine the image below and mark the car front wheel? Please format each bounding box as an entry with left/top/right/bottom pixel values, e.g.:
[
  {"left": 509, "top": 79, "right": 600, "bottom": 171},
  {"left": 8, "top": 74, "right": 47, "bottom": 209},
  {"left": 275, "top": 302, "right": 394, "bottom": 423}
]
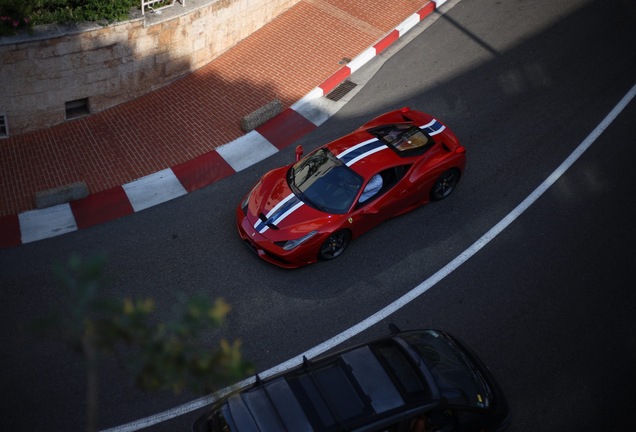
[
  {"left": 431, "top": 169, "right": 460, "bottom": 201},
  {"left": 318, "top": 230, "right": 351, "bottom": 260}
]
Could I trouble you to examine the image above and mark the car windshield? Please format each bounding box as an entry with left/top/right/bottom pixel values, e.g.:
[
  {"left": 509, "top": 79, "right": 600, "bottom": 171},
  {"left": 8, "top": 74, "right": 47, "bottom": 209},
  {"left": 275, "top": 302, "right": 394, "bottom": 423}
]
[
  {"left": 402, "top": 331, "right": 491, "bottom": 409},
  {"left": 287, "top": 148, "right": 363, "bottom": 214}
]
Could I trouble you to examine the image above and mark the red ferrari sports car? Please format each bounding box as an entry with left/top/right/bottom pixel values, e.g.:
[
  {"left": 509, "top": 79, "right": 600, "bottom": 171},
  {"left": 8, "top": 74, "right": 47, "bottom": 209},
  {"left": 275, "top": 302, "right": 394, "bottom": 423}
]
[{"left": 236, "top": 107, "right": 466, "bottom": 268}]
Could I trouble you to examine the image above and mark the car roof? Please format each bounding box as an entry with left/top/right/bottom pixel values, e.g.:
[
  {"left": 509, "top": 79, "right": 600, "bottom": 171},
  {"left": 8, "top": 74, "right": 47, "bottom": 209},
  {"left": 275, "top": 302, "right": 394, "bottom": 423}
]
[{"left": 221, "top": 338, "right": 435, "bottom": 432}]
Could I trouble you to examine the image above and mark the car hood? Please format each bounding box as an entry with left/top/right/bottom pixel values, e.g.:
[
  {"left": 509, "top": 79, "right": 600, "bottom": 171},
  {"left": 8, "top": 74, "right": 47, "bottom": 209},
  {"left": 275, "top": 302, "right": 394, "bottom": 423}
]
[{"left": 246, "top": 167, "right": 335, "bottom": 240}]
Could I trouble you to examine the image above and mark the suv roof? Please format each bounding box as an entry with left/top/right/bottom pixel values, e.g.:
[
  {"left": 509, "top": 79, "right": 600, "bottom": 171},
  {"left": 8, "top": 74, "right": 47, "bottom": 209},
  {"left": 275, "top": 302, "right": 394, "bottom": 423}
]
[
  {"left": 194, "top": 329, "right": 510, "bottom": 432},
  {"left": 223, "top": 340, "right": 433, "bottom": 432}
]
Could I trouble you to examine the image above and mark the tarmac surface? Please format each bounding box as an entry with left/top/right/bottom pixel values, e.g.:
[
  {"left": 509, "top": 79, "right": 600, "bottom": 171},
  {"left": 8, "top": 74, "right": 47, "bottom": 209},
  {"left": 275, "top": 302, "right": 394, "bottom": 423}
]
[{"left": 0, "top": 0, "right": 449, "bottom": 248}]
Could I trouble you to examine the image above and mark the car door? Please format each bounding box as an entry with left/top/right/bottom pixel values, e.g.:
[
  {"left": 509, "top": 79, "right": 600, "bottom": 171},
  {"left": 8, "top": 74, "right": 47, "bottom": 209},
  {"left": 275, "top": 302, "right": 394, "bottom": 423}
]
[{"left": 348, "top": 165, "right": 413, "bottom": 236}]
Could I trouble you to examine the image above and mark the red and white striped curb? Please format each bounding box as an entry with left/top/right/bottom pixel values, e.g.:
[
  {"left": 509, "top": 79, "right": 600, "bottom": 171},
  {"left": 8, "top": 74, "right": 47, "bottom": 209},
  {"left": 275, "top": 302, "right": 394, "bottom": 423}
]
[{"left": 0, "top": 0, "right": 448, "bottom": 249}]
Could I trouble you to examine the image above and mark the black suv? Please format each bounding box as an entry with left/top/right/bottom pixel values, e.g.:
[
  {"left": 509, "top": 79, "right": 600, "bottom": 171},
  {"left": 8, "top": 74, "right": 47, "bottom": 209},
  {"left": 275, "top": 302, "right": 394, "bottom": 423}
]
[{"left": 193, "top": 327, "right": 510, "bottom": 432}]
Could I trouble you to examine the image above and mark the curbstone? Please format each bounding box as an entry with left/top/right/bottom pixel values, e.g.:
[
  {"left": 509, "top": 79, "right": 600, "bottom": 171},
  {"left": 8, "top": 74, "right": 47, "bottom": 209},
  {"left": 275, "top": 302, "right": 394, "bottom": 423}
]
[
  {"left": 35, "top": 181, "right": 89, "bottom": 209},
  {"left": 240, "top": 99, "right": 283, "bottom": 132}
]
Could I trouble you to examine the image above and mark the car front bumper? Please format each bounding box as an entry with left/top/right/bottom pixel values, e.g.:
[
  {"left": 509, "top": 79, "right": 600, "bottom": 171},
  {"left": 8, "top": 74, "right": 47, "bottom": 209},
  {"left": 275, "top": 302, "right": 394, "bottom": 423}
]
[{"left": 236, "top": 207, "right": 321, "bottom": 269}]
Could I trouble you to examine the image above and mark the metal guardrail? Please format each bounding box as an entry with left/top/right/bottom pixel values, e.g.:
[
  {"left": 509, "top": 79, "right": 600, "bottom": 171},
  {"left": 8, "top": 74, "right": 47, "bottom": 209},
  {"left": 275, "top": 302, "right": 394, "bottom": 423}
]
[{"left": 141, "top": 0, "right": 186, "bottom": 16}]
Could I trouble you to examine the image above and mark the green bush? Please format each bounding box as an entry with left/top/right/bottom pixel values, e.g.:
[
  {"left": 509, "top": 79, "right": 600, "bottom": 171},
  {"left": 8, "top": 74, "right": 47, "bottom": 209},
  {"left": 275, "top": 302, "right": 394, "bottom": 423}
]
[{"left": 0, "top": 0, "right": 138, "bottom": 36}]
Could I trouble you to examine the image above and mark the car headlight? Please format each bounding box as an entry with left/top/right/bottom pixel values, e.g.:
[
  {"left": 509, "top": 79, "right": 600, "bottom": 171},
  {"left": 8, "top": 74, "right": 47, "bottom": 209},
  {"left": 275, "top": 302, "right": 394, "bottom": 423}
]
[
  {"left": 241, "top": 181, "right": 261, "bottom": 211},
  {"left": 277, "top": 230, "right": 319, "bottom": 251}
]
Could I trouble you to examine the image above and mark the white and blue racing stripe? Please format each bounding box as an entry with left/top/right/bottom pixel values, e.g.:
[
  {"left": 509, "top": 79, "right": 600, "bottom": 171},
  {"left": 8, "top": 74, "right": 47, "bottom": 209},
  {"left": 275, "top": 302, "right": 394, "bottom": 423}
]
[
  {"left": 337, "top": 138, "right": 388, "bottom": 166},
  {"left": 254, "top": 193, "right": 303, "bottom": 234},
  {"left": 421, "top": 118, "right": 445, "bottom": 136}
]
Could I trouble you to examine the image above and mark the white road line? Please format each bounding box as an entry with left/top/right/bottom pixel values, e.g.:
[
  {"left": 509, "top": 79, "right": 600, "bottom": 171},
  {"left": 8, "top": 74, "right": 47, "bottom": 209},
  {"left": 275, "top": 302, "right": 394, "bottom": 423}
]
[{"left": 102, "top": 83, "right": 636, "bottom": 432}]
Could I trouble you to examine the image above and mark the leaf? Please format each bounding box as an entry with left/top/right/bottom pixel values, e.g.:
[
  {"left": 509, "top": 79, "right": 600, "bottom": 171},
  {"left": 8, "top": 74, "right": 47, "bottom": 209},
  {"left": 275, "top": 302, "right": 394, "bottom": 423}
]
[{"left": 209, "top": 298, "right": 231, "bottom": 322}]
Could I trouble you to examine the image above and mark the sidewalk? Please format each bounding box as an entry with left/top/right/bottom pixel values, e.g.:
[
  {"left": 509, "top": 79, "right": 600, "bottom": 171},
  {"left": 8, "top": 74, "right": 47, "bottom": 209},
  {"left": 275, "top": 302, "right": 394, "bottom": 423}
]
[{"left": 0, "top": 0, "right": 446, "bottom": 248}]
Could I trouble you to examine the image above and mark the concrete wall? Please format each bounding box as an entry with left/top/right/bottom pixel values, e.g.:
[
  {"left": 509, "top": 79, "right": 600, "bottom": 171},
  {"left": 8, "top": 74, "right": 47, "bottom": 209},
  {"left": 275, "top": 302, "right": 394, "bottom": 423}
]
[{"left": 0, "top": 0, "right": 300, "bottom": 136}]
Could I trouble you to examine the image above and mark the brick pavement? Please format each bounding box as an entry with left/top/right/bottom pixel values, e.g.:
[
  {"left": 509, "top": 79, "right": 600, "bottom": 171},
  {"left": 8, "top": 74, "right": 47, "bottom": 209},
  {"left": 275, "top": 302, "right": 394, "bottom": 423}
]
[{"left": 0, "top": 0, "right": 446, "bottom": 246}]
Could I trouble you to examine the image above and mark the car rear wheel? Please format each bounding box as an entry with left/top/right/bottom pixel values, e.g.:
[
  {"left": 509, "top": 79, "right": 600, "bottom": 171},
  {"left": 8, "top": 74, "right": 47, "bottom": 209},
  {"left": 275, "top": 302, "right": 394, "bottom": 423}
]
[
  {"left": 431, "top": 169, "right": 460, "bottom": 201},
  {"left": 319, "top": 230, "right": 351, "bottom": 260}
]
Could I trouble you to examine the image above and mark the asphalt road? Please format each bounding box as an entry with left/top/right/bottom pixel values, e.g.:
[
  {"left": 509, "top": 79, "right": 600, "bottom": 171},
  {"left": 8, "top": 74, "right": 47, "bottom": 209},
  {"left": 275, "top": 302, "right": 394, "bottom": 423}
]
[{"left": 1, "top": 0, "right": 635, "bottom": 431}]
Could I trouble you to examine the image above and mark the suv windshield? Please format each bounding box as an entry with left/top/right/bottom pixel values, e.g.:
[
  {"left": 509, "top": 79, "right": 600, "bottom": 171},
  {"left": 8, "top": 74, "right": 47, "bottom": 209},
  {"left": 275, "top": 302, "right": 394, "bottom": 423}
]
[
  {"left": 288, "top": 148, "right": 363, "bottom": 214},
  {"left": 402, "top": 331, "right": 491, "bottom": 409},
  {"left": 372, "top": 341, "right": 430, "bottom": 402}
]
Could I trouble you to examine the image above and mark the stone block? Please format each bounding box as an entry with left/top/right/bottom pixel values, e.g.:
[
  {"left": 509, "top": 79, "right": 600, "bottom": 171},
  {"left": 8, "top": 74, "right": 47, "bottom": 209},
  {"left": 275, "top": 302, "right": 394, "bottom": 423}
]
[
  {"left": 54, "top": 39, "right": 82, "bottom": 56},
  {"left": 35, "top": 181, "right": 89, "bottom": 209},
  {"left": 240, "top": 99, "right": 283, "bottom": 132}
]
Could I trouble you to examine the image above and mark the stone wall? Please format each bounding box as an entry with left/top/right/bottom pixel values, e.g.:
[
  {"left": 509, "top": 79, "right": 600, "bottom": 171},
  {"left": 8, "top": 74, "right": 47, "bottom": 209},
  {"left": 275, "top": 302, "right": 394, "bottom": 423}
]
[{"left": 0, "top": 0, "right": 300, "bottom": 136}]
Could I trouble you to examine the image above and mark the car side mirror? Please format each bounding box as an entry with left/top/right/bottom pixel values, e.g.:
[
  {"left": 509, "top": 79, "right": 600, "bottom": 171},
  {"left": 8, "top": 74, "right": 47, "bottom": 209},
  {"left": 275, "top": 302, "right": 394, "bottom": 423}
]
[
  {"left": 295, "top": 145, "right": 304, "bottom": 161},
  {"left": 389, "top": 323, "right": 401, "bottom": 334}
]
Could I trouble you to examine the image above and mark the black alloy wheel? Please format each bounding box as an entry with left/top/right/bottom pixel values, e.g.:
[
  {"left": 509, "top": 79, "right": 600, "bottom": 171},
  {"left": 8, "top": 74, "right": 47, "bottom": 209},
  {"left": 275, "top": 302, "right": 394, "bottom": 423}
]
[
  {"left": 431, "top": 169, "right": 460, "bottom": 201},
  {"left": 319, "top": 230, "right": 351, "bottom": 260}
]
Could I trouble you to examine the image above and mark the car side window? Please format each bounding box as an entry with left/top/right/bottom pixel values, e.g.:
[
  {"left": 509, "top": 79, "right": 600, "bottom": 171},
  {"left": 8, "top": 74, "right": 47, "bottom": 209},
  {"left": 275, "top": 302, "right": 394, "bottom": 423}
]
[
  {"left": 357, "top": 165, "right": 411, "bottom": 206},
  {"left": 359, "top": 173, "right": 384, "bottom": 204}
]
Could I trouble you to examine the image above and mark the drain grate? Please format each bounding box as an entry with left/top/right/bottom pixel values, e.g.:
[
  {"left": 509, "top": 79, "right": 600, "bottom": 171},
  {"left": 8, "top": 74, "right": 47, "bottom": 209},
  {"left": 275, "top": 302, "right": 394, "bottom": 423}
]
[{"left": 326, "top": 80, "right": 358, "bottom": 101}]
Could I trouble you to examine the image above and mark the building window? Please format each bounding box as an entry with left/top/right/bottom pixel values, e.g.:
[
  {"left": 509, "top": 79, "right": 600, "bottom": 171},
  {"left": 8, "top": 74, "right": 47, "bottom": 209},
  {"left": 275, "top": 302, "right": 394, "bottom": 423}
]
[
  {"left": 65, "top": 98, "right": 90, "bottom": 119},
  {"left": 0, "top": 114, "right": 8, "bottom": 138}
]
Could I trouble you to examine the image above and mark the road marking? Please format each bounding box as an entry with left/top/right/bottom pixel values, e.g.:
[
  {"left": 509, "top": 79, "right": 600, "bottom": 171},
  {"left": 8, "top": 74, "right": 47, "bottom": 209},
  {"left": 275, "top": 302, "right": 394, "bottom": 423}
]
[
  {"left": 216, "top": 132, "right": 279, "bottom": 172},
  {"left": 122, "top": 169, "right": 187, "bottom": 212},
  {"left": 19, "top": 203, "right": 78, "bottom": 243},
  {"left": 102, "top": 82, "right": 636, "bottom": 432}
]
